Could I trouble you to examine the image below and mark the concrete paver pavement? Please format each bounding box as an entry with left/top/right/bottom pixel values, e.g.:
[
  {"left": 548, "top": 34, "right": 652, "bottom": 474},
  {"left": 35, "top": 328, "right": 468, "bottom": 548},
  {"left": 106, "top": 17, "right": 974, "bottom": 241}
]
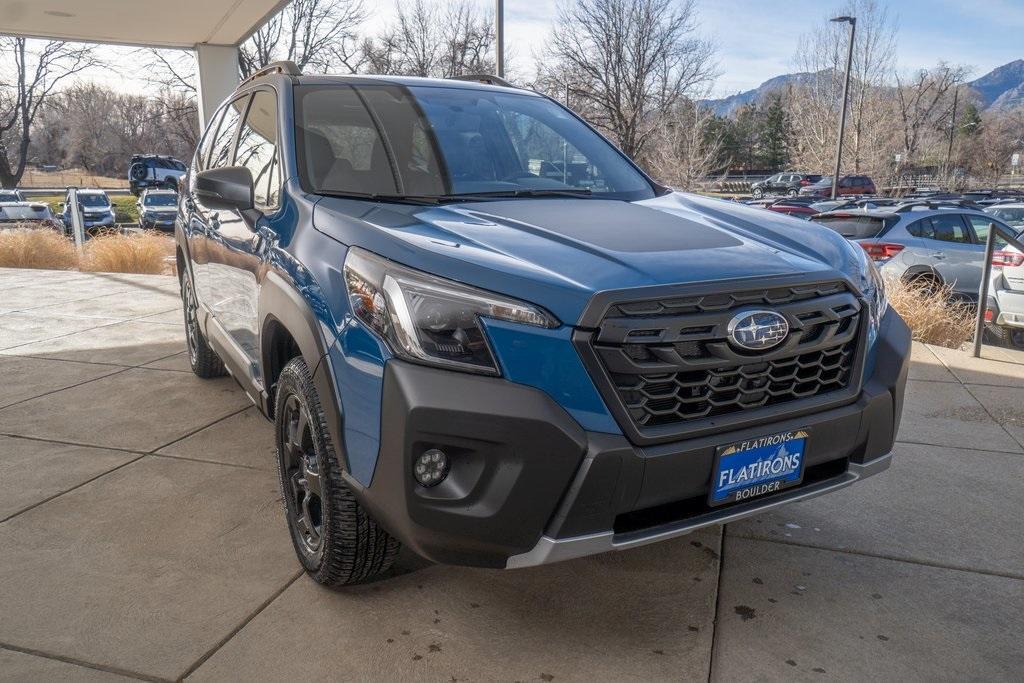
[{"left": 0, "top": 267, "right": 1021, "bottom": 681}]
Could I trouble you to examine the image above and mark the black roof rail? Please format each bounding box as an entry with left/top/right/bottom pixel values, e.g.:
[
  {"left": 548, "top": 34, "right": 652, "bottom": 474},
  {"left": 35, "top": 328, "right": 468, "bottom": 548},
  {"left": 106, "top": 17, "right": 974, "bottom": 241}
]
[
  {"left": 243, "top": 60, "right": 301, "bottom": 84},
  {"left": 447, "top": 74, "right": 517, "bottom": 89}
]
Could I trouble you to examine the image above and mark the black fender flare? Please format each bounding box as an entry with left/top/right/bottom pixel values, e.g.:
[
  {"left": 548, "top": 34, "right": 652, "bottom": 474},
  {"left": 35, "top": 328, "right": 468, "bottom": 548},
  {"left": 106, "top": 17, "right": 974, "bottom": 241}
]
[{"left": 258, "top": 270, "right": 350, "bottom": 473}]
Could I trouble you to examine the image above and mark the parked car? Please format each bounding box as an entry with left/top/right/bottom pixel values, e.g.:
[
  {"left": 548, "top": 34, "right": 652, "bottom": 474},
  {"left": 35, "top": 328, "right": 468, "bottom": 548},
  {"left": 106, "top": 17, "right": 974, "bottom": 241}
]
[
  {"left": 750, "top": 173, "right": 823, "bottom": 199},
  {"left": 812, "top": 202, "right": 1017, "bottom": 298},
  {"left": 136, "top": 189, "right": 178, "bottom": 231},
  {"left": 59, "top": 189, "right": 116, "bottom": 232},
  {"left": 128, "top": 154, "right": 187, "bottom": 195},
  {"left": 0, "top": 201, "right": 60, "bottom": 229},
  {"left": 176, "top": 64, "right": 908, "bottom": 586},
  {"left": 811, "top": 197, "right": 901, "bottom": 213},
  {"left": 983, "top": 233, "right": 1024, "bottom": 347},
  {"left": 985, "top": 203, "right": 1024, "bottom": 230},
  {"left": 0, "top": 189, "right": 25, "bottom": 203},
  {"left": 799, "top": 175, "right": 876, "bottom": 198}
]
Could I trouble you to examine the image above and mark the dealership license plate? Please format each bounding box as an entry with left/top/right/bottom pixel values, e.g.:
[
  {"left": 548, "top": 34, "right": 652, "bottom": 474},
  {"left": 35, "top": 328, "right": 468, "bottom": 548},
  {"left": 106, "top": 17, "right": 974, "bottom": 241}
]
[{"left": 710, "top": 430, "right": 808, "bottom": 506}]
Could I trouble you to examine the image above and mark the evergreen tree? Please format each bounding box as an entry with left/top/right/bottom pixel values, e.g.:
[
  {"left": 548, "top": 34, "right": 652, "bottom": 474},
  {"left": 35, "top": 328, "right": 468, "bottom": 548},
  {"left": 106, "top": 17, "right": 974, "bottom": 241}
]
[{"left": 756, "top": 94, "right": 791, "bottom": 170}]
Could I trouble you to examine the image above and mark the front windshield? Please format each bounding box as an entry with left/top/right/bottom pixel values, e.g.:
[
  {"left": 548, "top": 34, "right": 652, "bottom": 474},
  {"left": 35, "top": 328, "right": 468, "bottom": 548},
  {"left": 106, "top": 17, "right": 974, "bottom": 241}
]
[
  {"left": 77, "top": 194, "right": 109, "bottom": 208},
  {"left": 144, "top": 194, "right": 177, "bottom": 207},
  {"left": 990, "top": 207, "right": 1024, "bottom": 228},
  {"left": 295, "top": 84, "right": 655, "bottom": 201},
  {"left": 0, "top": 192, "right": 19, "bottom": 202}
]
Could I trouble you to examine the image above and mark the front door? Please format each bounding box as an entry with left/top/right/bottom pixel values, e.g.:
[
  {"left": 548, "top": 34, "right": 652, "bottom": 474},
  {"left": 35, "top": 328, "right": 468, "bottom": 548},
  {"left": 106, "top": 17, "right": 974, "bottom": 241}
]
[
  {"left": 204, "top": 89, "right": 283, "bottom": 375},
  {"left": 191, "top": 95, "right": 250, "bottom": 307}
]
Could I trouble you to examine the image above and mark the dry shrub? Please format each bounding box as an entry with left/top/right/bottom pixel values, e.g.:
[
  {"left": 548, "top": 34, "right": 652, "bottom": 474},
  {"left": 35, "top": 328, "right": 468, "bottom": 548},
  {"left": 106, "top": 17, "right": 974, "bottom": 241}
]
[
  {"left": 0, "top": 227, "right": 79, "bottom": 270},
  {"left": 886, "top": 277, "right": 974, "bottom": 348},
  {"left": 81, "top": 230, "right": 175, "bottom": 275}
]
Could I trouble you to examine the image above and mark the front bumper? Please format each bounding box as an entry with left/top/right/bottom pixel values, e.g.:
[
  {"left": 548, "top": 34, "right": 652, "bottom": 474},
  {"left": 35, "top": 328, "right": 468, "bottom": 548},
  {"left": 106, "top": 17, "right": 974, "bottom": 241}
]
[
  {"left": 355, "top": 308, "right": 910, "bottom": 569},
  {"left": 140, "top": 216, "right": 176, "bottom": 230}
]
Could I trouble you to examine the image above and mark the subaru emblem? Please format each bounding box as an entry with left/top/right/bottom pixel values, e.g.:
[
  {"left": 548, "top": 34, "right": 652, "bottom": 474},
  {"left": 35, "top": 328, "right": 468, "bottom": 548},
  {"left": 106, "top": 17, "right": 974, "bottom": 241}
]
[{"left": 727, "top": 310, "right": 789, "bottom": 351}]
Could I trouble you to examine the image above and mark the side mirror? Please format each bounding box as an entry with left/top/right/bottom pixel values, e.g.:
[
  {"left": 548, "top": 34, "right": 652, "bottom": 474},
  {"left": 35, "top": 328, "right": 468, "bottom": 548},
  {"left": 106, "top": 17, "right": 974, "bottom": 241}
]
[{"left": 195, "top": 166, "right": 254, "bottom": 212}]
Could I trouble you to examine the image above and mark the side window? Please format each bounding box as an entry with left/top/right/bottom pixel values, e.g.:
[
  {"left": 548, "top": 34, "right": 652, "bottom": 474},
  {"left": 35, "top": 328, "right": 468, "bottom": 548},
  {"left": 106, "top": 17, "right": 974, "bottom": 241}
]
[
  {"left": 208, "top": 96, "right": 249, "bottom": 169},
  {"left": 234, "top": 90, "right": 281, "bottom": 210},
  {"left": 907, "top": 218, "right": 933, "bottom": 239},
  {"left": 928, "top": 214, "right": 971, "bottom": 243},
  {"left": 195, "top": 110, "right": 222, "bottom": 172},
  {"left": 295, "top": 85, "right": 400, "bottom": 195},
  {"left": 967, "top": 214, "right": 1009, "bottom": 248}
]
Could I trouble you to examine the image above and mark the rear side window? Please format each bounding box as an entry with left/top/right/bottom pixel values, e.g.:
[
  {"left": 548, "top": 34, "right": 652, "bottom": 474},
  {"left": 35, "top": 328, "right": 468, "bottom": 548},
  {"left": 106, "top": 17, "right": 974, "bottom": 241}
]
[
  {"left": 234, "top": 90, "right": 281, "bottom": 210},
  {"left": 208, "top": 96, "right": 249, "bottom": 170},
  {"left": 811, "top": 214, "right": 892, "bottom": 239},
  {"left": 909, "top": 214, "right": 971, "bottom": 243}
]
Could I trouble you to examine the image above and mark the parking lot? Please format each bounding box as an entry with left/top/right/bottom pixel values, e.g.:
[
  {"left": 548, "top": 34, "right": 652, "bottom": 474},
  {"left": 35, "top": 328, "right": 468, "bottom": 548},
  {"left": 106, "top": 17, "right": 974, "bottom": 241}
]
[{"left": 0, "top": 267, "right": 1022, "bottom": 682}]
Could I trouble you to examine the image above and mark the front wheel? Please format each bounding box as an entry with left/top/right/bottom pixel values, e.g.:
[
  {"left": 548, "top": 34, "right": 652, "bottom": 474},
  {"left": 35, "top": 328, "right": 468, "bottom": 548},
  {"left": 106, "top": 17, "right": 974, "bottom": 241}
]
[
  {"left": 752, "top": 188, "right": 763, "bottom": 199},
  {"left": 275, "top": 356, "right": 400, "bottom": 587}
]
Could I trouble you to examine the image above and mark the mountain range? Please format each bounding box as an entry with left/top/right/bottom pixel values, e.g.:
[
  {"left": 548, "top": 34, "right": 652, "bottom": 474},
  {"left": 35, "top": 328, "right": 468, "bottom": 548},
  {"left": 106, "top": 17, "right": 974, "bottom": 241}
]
[{"left": 703, "top": 59, "right": 1024, "bottom": 117}]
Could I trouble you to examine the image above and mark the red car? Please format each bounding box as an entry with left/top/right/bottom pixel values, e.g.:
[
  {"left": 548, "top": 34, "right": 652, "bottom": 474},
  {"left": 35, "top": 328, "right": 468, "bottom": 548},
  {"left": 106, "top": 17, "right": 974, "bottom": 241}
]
[{"left": 799, "top": 175, "right": 876, "bottom": 198}]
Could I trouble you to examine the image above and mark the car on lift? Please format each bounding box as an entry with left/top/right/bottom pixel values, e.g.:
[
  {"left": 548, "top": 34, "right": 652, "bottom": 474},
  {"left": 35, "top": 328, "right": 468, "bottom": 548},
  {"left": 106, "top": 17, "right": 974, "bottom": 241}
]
[
  {"left": 136, "top": 188, "right": 178, "bottom": 231},
  {"left": 175, "top": 62, "right": 908, "bottom": 586},
  {"left": 128, "top": 154, "right": 187, "bottom": 195}
]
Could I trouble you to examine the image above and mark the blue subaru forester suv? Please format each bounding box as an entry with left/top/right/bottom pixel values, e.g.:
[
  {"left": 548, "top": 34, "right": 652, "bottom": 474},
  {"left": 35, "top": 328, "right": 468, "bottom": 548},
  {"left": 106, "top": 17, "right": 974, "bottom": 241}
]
[{"left": 175, "top": 62, "right": 909, "bottom": 586}]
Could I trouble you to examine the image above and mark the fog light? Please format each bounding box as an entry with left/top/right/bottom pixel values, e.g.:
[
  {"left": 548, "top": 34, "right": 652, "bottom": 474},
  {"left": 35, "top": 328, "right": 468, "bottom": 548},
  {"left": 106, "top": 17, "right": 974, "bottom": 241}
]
[{"left": 413, "top": 449, "right": 449, "bottom": 487}]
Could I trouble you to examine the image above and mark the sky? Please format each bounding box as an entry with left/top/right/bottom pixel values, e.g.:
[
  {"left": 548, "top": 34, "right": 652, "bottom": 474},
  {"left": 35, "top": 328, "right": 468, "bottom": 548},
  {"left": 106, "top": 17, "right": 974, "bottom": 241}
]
[{"left": 84, "top": 0, "right": 1024, "bottom": 98}]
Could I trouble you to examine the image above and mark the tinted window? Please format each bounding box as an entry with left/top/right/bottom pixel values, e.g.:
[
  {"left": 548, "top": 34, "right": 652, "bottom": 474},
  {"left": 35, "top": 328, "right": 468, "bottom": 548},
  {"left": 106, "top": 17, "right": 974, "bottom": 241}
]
[
  {"left": 77, "top": 194, "right": 109, "bottom": 207},
  {"left": 913, "top": 214, "right": 971, "bottom": 243},
  {"left": 811, "top": 214, "right": 892, "bottom": 239},
  {"left": 410, "top": 86, "right": 653, "bottom": 198},
  {"left": 208, "top": 96, "right": 248, "bottom": 169},
  {"left": 234, "top": 90, "right": 281, "bottom": 209},
  {"left": 295, "top": 86, "right": 399, "bottom": 195}
]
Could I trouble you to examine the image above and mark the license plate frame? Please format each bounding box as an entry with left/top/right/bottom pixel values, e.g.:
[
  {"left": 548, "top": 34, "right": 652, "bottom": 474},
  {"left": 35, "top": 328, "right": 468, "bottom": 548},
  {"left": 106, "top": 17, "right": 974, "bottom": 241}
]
[{"left": 709, "top": 429, "right": 808, "bottom": 507}]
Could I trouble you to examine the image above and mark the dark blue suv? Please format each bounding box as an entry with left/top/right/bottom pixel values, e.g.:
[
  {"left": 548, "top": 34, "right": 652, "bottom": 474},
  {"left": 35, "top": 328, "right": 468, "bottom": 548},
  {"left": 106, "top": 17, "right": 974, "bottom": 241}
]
[{"left": 176, "top": 62, "right": 910, "bottom": 586}]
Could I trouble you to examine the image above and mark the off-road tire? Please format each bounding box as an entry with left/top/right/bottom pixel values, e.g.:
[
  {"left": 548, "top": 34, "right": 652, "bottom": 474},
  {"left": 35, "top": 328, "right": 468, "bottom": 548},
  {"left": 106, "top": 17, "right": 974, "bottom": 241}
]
[
  {"left": 180, "top": 274, "right": 227, "bottom": 378},
  {"left": 275, "top": 356, "right": 400, "bottom": 587},
  {"left": 984, "top": 323, "right": 1010, "bottom": 347}
]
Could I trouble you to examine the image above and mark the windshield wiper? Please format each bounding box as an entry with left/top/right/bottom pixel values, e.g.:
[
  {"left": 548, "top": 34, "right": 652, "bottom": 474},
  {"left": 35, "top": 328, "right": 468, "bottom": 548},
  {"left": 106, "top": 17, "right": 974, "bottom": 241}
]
[
  {"left": 316, "top": 190, "right": 451, "bottom": 205},
  {"left": 450, "top": 188, "right": 595, "bottom": 199}
]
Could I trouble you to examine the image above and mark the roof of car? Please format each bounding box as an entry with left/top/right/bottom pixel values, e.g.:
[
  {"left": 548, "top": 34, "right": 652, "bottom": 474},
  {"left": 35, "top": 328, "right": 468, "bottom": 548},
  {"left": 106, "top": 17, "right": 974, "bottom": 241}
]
[
  {"left": 142, "top": 189, "right": 176, "bottom": 195},
  {"left": 816, "top": 205, "right": 991, "bottom": 220},
  {"left": 75, "top": 189, "right": 108, "bottom": 195},
  {"left": 987, "top": 203, "right": 1024, "bottom": 209},
  {"left": 267, "top": 72, "right": 538, "bottom": 96}
]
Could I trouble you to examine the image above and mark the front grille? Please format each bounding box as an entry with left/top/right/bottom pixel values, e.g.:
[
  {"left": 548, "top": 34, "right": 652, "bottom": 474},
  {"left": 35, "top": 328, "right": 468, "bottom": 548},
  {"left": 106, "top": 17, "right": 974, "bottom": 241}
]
[{"left": 581, "top": 280, "right": 864, "bottom": 441}]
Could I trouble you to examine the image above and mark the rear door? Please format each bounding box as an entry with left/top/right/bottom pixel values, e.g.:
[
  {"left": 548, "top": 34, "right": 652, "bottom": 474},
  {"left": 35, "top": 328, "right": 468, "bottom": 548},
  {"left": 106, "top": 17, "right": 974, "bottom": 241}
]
[{"left": 915, "top": 213, "right": 983, "bottom": 294}]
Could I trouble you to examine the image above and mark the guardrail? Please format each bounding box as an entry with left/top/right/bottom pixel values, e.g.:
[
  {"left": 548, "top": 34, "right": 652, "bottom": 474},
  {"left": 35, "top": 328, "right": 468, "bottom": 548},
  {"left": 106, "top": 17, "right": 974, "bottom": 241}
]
[{"left": 973, "top": 222, "right": 1024, "bottom": 357}]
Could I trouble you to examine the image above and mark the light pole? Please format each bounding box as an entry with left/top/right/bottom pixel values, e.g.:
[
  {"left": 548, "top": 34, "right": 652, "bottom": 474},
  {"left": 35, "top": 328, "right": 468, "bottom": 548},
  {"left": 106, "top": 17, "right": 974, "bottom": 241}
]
[
  {"left": 830, "top": 16, "right": 856, "bottom": 200},
  {"left": 495, "top": 0, "right": 505, "bottom": 78}
]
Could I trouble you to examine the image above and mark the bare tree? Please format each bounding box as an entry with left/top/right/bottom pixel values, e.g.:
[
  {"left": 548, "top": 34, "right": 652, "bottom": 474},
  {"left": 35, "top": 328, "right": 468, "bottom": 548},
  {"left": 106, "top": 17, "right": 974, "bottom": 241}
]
[
  {"left": 239, "top": 0, "right": 367, "bottom": 77},
  {"left": 362, "top": 0, "right": 495, "bottom": 78},
  {"left": 893, "top": 63, "right": 969, "bottom": 167},
  {"left": 647, "top": 98, "right": 724, "bottom": 189},
  {"left": 0, "top": 37, "right": 99, "bottom": 187},
  {"left": 539, "top": 0, "right": 716, "bottom": 162}
]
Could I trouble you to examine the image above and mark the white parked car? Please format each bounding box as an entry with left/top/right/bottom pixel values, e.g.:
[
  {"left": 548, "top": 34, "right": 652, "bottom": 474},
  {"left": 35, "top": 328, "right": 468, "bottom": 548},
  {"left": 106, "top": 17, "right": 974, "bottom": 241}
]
[{"left": 982, "top": 204, "right": 1024, "bottom": 346}]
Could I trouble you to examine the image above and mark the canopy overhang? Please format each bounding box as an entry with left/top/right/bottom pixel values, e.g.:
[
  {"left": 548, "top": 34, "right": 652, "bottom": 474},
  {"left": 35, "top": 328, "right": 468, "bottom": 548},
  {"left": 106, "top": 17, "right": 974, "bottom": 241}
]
[
  {"left": 0, "top": 0, "right": 289, "bottom": 49},
  {"left": 0, "top": 0, "right": 289, "bottom": 124}
]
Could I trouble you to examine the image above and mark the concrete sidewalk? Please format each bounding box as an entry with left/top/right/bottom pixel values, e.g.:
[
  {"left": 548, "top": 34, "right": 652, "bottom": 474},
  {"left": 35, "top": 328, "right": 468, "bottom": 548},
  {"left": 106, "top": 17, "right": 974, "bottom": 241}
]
[{"left": 0, "top": 267, "right": 1021, "bottom": 682}]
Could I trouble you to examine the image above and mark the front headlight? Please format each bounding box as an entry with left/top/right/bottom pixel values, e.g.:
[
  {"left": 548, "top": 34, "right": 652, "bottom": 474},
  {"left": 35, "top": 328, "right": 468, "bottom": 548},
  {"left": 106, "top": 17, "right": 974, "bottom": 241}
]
[{"left": 344, "top": 247, "right": 559, "bottom": 375}]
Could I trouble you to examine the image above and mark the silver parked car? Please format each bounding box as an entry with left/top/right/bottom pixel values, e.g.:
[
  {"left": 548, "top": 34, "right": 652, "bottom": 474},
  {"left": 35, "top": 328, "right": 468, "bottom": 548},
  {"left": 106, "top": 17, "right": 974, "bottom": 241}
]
[{"left": 811, "top": 201, "right": 1017, "bottom": 298}]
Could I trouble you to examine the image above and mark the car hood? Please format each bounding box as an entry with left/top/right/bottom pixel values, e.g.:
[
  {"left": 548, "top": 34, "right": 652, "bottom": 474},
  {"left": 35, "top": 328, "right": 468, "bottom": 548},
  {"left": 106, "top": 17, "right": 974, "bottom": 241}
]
[{"left": 313, "top": 192, "right": 860, "bottom": 325}]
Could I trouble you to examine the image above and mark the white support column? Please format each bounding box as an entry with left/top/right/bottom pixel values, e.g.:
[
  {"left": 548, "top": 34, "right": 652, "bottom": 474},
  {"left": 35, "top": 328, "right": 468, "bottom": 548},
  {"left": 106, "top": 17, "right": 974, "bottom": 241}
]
[{"left": 195, "top": 43, "right": 240, "bottom": 126}]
